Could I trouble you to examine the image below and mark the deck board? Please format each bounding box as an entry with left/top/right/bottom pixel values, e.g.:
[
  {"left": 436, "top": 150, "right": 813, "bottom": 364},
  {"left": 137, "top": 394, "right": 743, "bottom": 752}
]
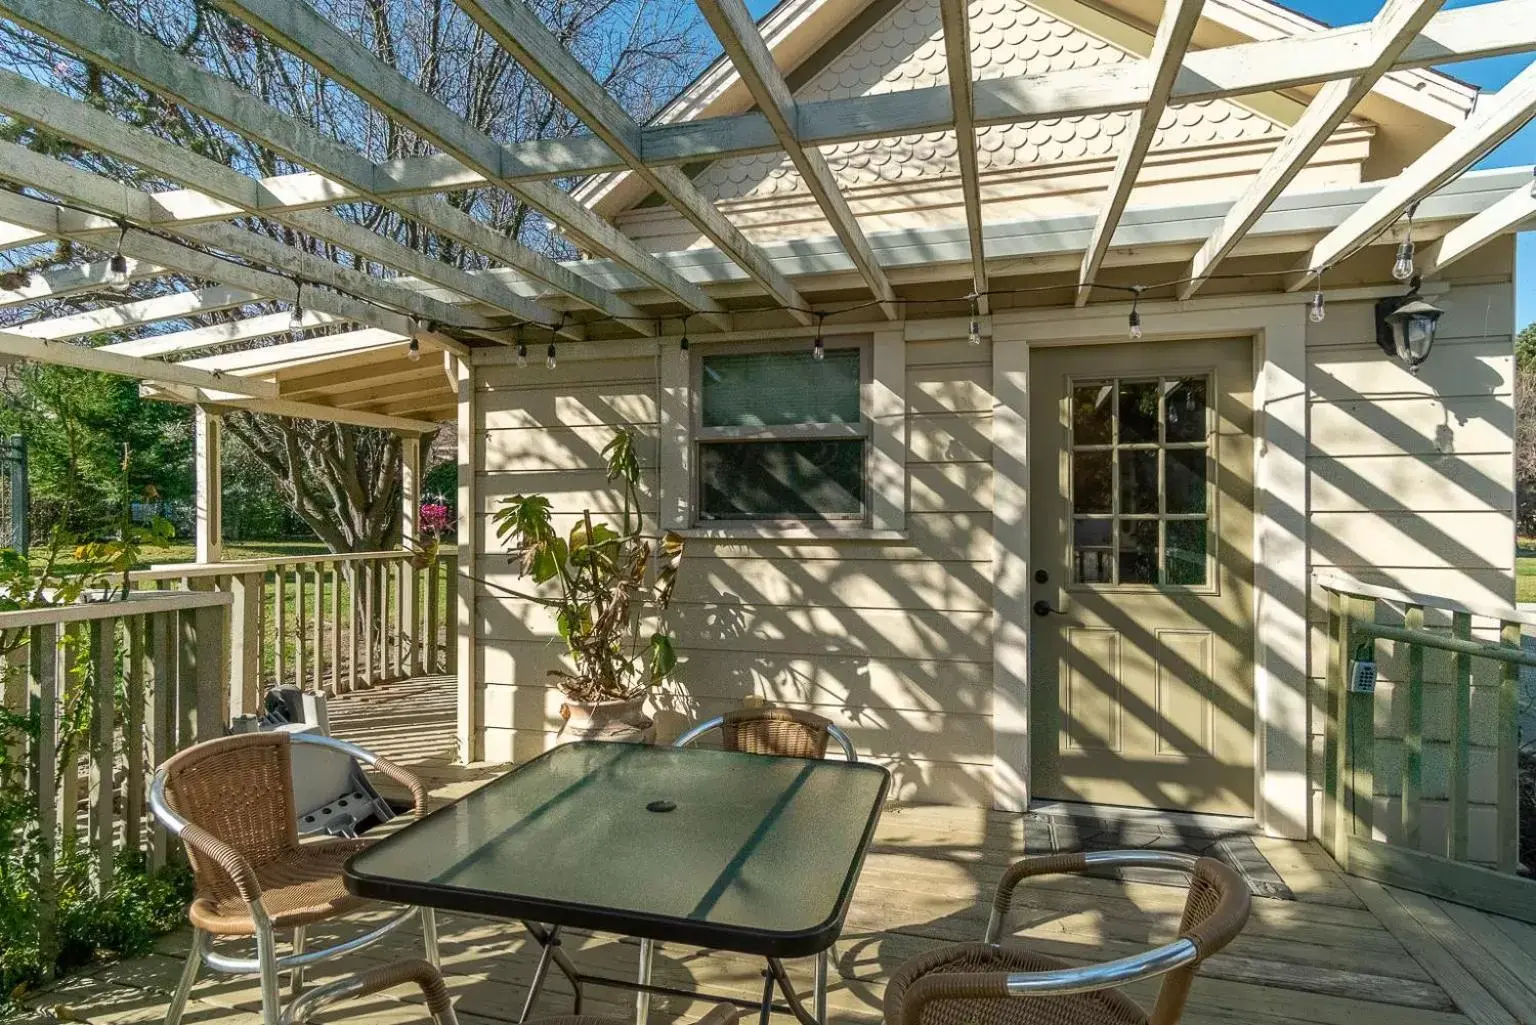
[{"left": 16, "top": 676, "right": 1536, "bottom": 1025}]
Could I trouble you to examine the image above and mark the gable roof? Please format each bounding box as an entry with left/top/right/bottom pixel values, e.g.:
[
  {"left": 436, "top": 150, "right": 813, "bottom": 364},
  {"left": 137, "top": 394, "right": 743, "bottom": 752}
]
[{"left": 575, "top": 0, "right": 1480, "bottom": 218}]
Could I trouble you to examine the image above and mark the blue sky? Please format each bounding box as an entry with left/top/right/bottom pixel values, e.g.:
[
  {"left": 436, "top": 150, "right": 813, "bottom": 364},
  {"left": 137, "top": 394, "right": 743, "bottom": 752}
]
[{"left": 1287, "top": 1, "right": 1535, "bottom": 328}]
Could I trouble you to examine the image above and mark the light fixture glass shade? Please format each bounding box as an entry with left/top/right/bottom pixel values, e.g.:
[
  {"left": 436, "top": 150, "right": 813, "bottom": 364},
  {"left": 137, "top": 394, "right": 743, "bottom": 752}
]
[{"left": 1378, "top": 296, "right": 1442, "bottom": 373}]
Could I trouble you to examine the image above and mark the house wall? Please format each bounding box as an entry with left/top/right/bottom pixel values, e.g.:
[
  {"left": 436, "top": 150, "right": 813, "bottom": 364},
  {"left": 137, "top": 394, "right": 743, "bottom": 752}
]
[{"left": 464, "top": 246, "right": 1515, "bottom": 825}]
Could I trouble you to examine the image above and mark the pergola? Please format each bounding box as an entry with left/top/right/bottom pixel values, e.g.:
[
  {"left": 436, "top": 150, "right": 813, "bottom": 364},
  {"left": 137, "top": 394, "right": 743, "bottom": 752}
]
[{"left": 1, "top": 0, "right": 1535, "bottom": 559}]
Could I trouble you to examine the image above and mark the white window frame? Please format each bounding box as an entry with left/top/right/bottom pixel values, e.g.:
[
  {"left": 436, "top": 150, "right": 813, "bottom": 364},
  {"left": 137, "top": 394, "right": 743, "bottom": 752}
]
[{"left": 660, "top": 327, "right": 907, "bottom": 539}]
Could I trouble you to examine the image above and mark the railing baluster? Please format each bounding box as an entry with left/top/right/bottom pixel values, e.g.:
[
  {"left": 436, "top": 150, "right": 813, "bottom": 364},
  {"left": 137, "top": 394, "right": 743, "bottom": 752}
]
[
  {"left": 29, "top": 621, "right": 59, "bottom": 980},
  {"left": 1401, "top": 603, "right": 1424, "bottom": 850},
  {"left": 444, "top": 556, "right": 458, "bottom": 676},
  {"left": 1497, "top": 619, "right": 1520, "bottom": 873},
  {"left": 329, "top": 561, "right": 342, "bottom": 694},
  {"left": 363, "top": 562, "right": 376, "bottom": 687},
  {"left": 311, "top": 561, "right": 323, "bottom": 693},
  {"left": 1449, "top": 610, "right": 1472, "bottom": 862},
  {"left": 274, "top": 563, "right": 287, "bottom": 688},
  {"left": 123, "top": 615, "right": 146, "bottom": 858},
  {"left": 58, "top": 624, "right": 84, "bottom": 860},
  {"left": 345, "top": 564, "right": 359, "bottom": 693},
  {"left": 229, "top": 572, "right": 262, "bottom": 719},
  {"left": 88, "top": 617, "right": 116, "bottom": 888},
  {"left": 1323, "top": 590, "right": 1342, "bottom": 859},
  {"left": 295, "top": 563, "right": 307, "bottom": 691},
  {"left": 392, "top": 558, "right": 405, "bottom": 681},
  {"left": 148, "top": 610, "right": 175, "bottom": 871},
  {"left": 426, "top": 556, "right": 441, "bottom": 675}
]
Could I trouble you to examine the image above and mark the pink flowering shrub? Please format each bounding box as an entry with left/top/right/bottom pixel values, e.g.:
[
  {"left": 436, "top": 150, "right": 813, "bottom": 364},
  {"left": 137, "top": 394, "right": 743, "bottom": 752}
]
[{"left": 420, "top": 502, "right": 453, "bottom": 538}]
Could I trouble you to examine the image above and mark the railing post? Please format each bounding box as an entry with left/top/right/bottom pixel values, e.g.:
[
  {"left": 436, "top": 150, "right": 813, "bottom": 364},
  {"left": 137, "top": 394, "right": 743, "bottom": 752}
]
[
  {"left": 1332, "top": 594, "right": 1375, "bottom": 868},
  {"left": 1449, "top": 611, "right": 1472, "bottom": 862},
  {"left": 1401, "top": 603, "right": 1424, "bottom": 850},
  {"left": 1497, "top": 619, "right": 1521, "bottom": 873},
  {"left": 444, "top": 554, "right": 458, "bottom": 677},
  {"left": 229, "top": 571, "right": 263, "bottom": 719},
  {"left": 311, "top": 561, "right": 323, "bottom": 693}
]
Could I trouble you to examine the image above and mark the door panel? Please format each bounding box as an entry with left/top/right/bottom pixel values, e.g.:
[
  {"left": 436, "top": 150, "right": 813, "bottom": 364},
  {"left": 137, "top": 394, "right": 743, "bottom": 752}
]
[{"left": 1030, "top": 338, "right": 1255, "bottom": 815}]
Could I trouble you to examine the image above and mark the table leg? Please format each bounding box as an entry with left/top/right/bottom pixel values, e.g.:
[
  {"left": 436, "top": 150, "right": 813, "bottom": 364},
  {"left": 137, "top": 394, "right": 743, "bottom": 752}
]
[
  {"left": 814, "top": 950, "right": 828, "bottom": 1025},
  {"left": 519, "top": 925, "right": 562, "bottom": 1024},
  {"left": 522, "top": 921, "right": 585, "bottom": 1013},
  {"left": 766, "top": 958, "right": 820, "bottom": 1025},
  {"left": 635, "top": 938, "right": 655, "bottom": 1025},
  {"left": 757, "top": 968, "right": 775, "bottom": 1025}
]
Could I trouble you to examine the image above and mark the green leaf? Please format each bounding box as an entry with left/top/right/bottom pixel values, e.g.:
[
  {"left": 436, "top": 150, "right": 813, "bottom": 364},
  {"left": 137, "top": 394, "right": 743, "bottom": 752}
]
[{"left": 648, "top": 632, "right": 678, "bottom": 682}]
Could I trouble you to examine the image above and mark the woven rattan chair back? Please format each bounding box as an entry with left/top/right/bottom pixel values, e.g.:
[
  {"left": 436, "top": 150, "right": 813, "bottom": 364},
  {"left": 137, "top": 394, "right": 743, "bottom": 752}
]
[
  {"left": 1146, "top": 858, "right": 1249, "bottom": 1024},
  {"left": 718, "top": 706, "right": 835, "bottom": 759},
  {"left": 161, "top": 732, "right": 300, "bottom": 907}
]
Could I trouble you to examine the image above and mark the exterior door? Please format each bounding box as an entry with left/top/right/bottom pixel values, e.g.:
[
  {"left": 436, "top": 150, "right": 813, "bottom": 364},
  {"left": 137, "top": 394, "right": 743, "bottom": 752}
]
[{"left": 1029, "top": 338, "right": 1256, "bottom": 816}]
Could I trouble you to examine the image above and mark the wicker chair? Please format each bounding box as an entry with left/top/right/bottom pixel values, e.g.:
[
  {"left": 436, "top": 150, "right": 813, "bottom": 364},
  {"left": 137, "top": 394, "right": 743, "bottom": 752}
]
[
  {"left": 883, "top": 851, "right": 1251, "bottom": 1025},
  {"left": 150, "top": 731, "right": 440, "bottom": 1025},
  {"left": 673, "top": 705, "right": 857, "bottom": 761}
]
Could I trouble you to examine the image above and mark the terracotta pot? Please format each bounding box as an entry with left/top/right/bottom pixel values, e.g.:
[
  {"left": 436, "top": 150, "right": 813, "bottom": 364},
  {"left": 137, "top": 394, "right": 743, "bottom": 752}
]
[{"left": 559, "top": 695, "right": 655, "bottom": 745}]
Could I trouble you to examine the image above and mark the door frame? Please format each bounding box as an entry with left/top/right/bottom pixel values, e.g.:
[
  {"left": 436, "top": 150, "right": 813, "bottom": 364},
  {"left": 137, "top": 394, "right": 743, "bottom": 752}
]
[{"left": 988, "top": 297, "right": 1309, "bottom": 839}]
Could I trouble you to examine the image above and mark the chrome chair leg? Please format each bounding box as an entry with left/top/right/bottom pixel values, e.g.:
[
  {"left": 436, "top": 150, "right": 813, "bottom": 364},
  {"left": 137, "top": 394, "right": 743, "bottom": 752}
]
[
  {"left": 290, "top": 926, "right": 307, "bottom": 997},
  {"left": 255, "top": 918, "right": 283, "bottom": 1025},
  {"left": 164, "top": 928, "right": 205, "bottom": 1025},
  {"left": 757, "top": 968, "right": 774, "bottom": 1025},
  {"left": 814, "top": 949, "right": 828, "bottom": 1025},
  {"left": 634, "top": 938, "right": 655, "bottom": 1025},
  {"left": 421, "top": 907, "right": 440, "bottom": 969}
]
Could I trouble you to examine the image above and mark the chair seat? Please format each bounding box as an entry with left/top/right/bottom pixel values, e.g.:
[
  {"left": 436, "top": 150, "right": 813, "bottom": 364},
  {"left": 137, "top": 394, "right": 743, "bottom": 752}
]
[
  {"left": 189, "top": 838, "right": 374, "bottom": 935},
  {"left": 885, "top": 943, "right": 1149, "bottom": 1025}
]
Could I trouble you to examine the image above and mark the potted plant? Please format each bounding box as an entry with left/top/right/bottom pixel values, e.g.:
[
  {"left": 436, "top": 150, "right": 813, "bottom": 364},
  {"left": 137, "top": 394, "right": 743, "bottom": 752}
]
[{"left": 489, "top": 428, "right": 683, "bottom": 743}]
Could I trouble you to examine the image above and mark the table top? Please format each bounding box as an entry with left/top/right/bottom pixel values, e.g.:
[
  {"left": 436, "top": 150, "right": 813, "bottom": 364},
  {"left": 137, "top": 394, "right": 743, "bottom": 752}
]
[{"left": 345, "top": 741, "right": 890, "bottom": 957}]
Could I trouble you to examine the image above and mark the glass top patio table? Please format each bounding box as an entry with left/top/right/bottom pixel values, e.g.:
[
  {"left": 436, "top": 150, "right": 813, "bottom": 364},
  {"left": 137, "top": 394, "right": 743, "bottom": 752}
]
[{"left": 345, "top": 741, "right": 890, "bottom": 957}]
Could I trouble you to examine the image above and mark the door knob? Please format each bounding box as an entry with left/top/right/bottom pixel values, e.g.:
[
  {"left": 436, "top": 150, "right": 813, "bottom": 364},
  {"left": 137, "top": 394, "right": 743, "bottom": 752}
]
[{"left": 1033, "top": 600, "right": 1066, "bottom": 617}]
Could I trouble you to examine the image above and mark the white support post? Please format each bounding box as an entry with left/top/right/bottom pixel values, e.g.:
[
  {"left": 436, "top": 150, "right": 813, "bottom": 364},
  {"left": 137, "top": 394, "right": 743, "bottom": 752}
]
[
  {"left": 455, "top": 357, "right": 480, "bottom": 762},
  {"left": 194, "top": 405, "right": 223, "bottom": 564},
  {"left": 399, "top": 433, "right": 422, "bottom": 675}
]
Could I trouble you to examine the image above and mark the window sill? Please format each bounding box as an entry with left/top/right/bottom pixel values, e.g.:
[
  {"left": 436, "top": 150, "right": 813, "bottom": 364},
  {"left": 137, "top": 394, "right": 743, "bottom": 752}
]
[{"left": 678, "top": 524, "right": 907, "bottom": 543}]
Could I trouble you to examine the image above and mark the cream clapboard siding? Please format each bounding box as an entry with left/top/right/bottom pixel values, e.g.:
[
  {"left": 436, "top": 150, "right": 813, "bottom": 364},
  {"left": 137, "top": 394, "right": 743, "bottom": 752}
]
[
  {"left": 472, "top": 338, "right": 996, "bottom": 803},
  {"left": 1303, "top": 260, "right": 1515, "bottom": 861}
]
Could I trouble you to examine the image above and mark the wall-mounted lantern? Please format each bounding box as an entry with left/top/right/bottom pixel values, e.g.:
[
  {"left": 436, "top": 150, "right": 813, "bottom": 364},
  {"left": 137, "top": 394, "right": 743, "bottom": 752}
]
[{"left": 1375, "top": 280, "right": 1443, "bottom": 374}]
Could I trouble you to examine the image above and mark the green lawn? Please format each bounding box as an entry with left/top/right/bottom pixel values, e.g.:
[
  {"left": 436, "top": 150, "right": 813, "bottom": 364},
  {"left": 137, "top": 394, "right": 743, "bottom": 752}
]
[
  {"left": 27, "top": 539, "right": 330, "bottom": 576},
  {"left": 1519, "top": 540, "right": 1536, "bottom": 604}
]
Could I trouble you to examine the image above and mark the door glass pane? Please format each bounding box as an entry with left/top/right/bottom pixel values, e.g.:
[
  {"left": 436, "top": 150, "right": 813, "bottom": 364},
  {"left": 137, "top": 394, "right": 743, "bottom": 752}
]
[
  {"left": 1120, "top": 450, "right": 1158, "bottom": 515},
  {"left": 698, "top": 439, "right": 865, "bottom": 520},
  {"left": 1165, "top": 520, "right": 1209, "bottom": 586},
  {"left": 1073, "top": 451, "right": 1112, "bottom": 513},
  {"left": 1118, "top": 380, "right": 1159, "bottom": 443},
  {"left": 700, "top": 349, "right": 861, "bottom": 428},
  {"left": 1072, "top": 383, "right": 1113, "bottom": 445},
  {"left": 1165, "top": 449, "right": 1207, "bottom": 514},
  {"left": 1163, "top": 377, "right": 1207, "bottom": 443},
  {"left": 1118, "top": 520, "right": 1158, "bottom": 584},
  {"left": 1074, "top": 519, "right": 1113, "bottom": 583}
]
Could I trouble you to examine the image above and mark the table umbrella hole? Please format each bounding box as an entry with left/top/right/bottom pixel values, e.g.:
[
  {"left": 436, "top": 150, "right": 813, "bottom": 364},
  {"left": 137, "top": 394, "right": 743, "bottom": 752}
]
[{"left": 646, "top": 799, "right": 677, "bottom": 813}]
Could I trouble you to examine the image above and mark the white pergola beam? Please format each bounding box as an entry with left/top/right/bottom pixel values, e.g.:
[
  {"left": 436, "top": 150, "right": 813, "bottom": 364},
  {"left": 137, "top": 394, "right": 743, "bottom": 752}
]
[
  {"left": 1419, "top": 183, "right": 1536, "bottom": 275},
  {"left": 695, "top": 0, "right": 897, "bottom": 319},
  {"left": 1180, "top": 0, "right": 1447, "bottom": 299},
  {"left": 211, "top": 0, "right": 723, "bottom": 329},
  {"left": 0, "top": 327, "right": 277, "bottom": 397},
  {"left": 14, "top": 285, "right": 258, "bottom": 340},
  {"left": 181, "top": 328, "right": 409, "bottom": 374},
  {"left": 939, "top": 0, "right": 987, "bottom": 313},
  {"left": 1294, "top": 58, "right": 1536, "bottom": 288},
  {"left": 142, "top": 383, "right": 439, "bottom": 433},
  {"left": 0, "top": 0, "right": 645, "bottom": 334},
  {"left": 452, "top": 0, "right": 811, "bottom": 324},
  {"left": 102, "top": 310, "right": 345, "bottom": 358},
  {"left": 1076, "top": 0, "right": 1204, "bottom": 305},
  {"left": 0, "top": 259, "right": 164, "bottom": 309}
]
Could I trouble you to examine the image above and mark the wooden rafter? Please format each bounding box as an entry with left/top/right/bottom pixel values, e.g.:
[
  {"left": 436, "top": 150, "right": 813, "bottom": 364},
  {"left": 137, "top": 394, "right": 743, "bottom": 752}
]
[
  {"left": 182, "top": 329, "right": 409, "bottom": 374},
  {"left": 0, "top": 259, "right": 164, "bottom": 309},
  {"left": 1293, "top": 58, "right": 1536, "bottom": 289},
  {"left": 141, "top": 383, "right": 439, "bottom": 432},
  {"left": 695, "top": 0, "right": 898, "bottom": 320},
  {"left": 1179, "top": 0, "right": 1447, "bottom": 299},
  {"left": 102, "top": 310, "right": 346, "bottom": 358},
  {"left": 210, "top": 0, "right": 724, "bottom": 330},
  {"left": 0, "top": 0, "right": 645, "bottom": 335},
  {"left": 452, "top": 0, "right": 813, "bottom": 324},
  {"left": 1420, "top": 183, "right": 1536, "bottom": 275},
  {"left": 938, "top": 0, "right": 986, "bottom": 314},
  {"left": 1075, "top": 0, "right": 1204, "bottom": 306},
  {"left": 13, "top": 286, "right": 257, "bottom": 340},
  {"left": 0, "top": 328, "right": 278, "bottom": 398}
]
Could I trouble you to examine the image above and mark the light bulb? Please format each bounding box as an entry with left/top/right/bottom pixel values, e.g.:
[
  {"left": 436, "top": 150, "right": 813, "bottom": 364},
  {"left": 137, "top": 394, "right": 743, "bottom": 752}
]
[
  {"left": 1392, "top": 240, "right": 1415, "bottom": 282},
  {"left": 967, "top": 316, "right": 981, "bottom": 346},
  {"left": 515, "top": 342, "right": 528, "bottom": 368},
  {"left": 812, "top": 337, "right": 825, "bottom": 361},
  {"left": 1308, "top": 289, "right": 1326, "bottom": 324},
  {"left": 289, "top": 306, "right": 305, "bottom": 331},
  {"left": 1127, "top": 308, "right": 1142, "bottom": 340},
  {"left": 679, "top": 335, "right": 690, "bottom": 360},
  {"left": 546, "top": 342, "right": 558, "bottom": 370},
  {"left": 407, "top": 337, "right": 421, "bottom": 362},
  {"left": 106, "top": 252, "right": 130, "bottom": 292}
]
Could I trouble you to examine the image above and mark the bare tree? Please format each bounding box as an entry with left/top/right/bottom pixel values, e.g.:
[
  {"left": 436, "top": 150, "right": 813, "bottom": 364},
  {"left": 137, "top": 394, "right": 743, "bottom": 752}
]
[{"left": 0, "top": 0, "right": 706, "bottom": 549}]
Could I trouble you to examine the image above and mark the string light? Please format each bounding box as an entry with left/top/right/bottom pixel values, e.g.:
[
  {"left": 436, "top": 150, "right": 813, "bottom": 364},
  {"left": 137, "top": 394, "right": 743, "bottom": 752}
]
[
  {"left": 679, "top": 314, "right": 691, "bottom": 360},
  {"left": 966, "top": 293, "right": 982, "bottom": 346},
  {"left": 812, "top": 313, "right": 826, "bottom": 361},
  {"left": 1529, "top": 165, "right": 1535, "bottom": 199},
  {"left": 1392, "top": 203, "right": 1418, "bottom": 282},
  {"left": 289, "top": 278, "right": 305, "bottom": 332},
  {"left": 407, "top": 318, "right": 422, "bottom": 362},
  {"left": 105, "top": 219, "right": 130, "bottom": 291},
  {"left": 515, "top": 325, "right": 528, "bottom": 368},
  {"left": 1308, "top": 274, "right": 1326, "bottom": 324},
  {"left": 1127, "top": 286, "right": 1143, "bottom": 339},
  {"left": 545, "top": 340, "right": 558, "bottom": 369}
]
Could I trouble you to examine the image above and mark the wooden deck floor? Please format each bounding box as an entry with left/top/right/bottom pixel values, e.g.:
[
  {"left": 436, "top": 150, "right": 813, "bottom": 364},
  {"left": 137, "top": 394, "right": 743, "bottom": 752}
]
[{"left": 17, "top": 678, "right": 1536, "bottom": 1025}]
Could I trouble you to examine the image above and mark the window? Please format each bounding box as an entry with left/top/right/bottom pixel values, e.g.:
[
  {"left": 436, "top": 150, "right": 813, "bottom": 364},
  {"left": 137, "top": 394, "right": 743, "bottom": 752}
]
[
  {"left": 693, "top": 344, "right": 869, "bottom": 522},
  {"left": 1069, "top": 374, "right": 1213, "bottom": 587}
]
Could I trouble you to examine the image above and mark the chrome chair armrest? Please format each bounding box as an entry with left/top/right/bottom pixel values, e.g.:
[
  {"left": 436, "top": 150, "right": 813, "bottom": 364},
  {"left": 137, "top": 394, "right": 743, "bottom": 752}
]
[
  {"left": 824, "top": 723, "right": 857, "bottom": 761},
  {"left": 985, "top": 849, "right": 1200, "bottom": 944},
  {"left": 673, "top": 714, "right": 726, "bottom": 748}
]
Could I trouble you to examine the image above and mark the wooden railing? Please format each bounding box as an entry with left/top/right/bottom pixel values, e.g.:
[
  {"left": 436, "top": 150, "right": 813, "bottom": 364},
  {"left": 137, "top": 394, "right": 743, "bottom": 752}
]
[
  {"left": 128, "top": 547, "right": 458, "bottom": 708},
  {"left": 1317, "top": 571, "right": 1534, "bottom": 921},
  {"left": 0, "top": 589, "right": 230, "bottom": 978}
]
